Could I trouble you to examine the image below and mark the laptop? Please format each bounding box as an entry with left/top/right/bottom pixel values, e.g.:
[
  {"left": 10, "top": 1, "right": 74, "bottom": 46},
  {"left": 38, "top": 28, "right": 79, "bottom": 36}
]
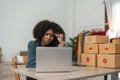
[{"left": 36, "top": 47, "right": 72, "bottom": 72}]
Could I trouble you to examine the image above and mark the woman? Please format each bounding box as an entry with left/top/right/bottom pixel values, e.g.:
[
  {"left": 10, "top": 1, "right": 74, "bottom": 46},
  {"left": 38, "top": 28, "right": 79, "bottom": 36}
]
[{"left": 26, "top": 20, "right": 65, "bottom": 80}]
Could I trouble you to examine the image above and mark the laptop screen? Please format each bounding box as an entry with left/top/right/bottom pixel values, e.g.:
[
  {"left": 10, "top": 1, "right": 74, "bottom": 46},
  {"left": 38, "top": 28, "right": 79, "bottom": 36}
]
[{"left": 36, "top": 47, "right": 72, "bottom": 72}]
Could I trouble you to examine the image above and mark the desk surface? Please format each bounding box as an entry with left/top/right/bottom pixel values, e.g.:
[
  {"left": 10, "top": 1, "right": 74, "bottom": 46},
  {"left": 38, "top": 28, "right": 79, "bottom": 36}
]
[{"left": 13, "top": 66, "right": 120, "bottom": 80}]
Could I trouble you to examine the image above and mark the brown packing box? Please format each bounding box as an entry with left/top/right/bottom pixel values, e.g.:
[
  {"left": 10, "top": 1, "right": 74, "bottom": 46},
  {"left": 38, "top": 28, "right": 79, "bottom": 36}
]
[
  {"left": 99, "top": 43, "right": 120, "bottom": 53},
  {"left": 81, "top": 54, "right": 97, "bottom": 66},
  {"left": 97, "top": 54, "right": 120, "bottom": 68},
  {"left": 112, "top": 38, "right": 120, "bottom": 44},
  {"left": 84, "top": 44, "right": 99, "bottom": 53},
  {"left": 85, "top": 35, "right": 109, "bottom": 44}
]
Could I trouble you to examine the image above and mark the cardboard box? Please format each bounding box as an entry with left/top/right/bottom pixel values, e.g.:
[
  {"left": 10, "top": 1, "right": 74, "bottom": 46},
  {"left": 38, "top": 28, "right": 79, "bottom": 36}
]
[
  {"left": 81, "top": 54, "right": 97, "bottom": 66},
  {"left": 84, "top": 44, "right": 99, "bottom": 53},
  {"left": 112, "top": 38, "right": 120, "bottom": 44},
  {"left": 97, "top": 54, "right": 120, "bottom": 68},
  {"left": 99, "top": 43, "right": 120, "bottom": 53},
  {"left": 85, "top": 35, "right": 109, "bottom": 44}
]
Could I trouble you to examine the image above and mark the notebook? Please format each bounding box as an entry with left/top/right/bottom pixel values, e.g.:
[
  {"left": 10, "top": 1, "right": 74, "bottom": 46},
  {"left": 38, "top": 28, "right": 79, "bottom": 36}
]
[{"left": 36, "top": 47, "right": 72, "bottom": 72}]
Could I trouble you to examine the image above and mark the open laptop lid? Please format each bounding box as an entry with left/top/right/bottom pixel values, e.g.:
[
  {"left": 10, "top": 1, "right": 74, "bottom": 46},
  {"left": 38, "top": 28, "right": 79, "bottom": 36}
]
[{"left": 36, "top": 47, "right": 72, "bottom": 72}]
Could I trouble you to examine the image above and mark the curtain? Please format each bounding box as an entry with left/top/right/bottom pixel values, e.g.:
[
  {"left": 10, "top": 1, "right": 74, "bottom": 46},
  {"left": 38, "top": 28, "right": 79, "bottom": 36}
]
[
  {"left": 105, "top": 0, "right": 120, "bottom": 38},
  {"left": 112, "top": 0, "right": 120, "bottom": 37}
]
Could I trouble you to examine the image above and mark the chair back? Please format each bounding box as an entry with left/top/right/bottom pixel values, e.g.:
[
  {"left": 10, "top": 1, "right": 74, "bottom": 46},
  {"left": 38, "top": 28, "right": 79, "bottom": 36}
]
[{"left": 12, "top": 56, "right": 28, "bottom": 80}]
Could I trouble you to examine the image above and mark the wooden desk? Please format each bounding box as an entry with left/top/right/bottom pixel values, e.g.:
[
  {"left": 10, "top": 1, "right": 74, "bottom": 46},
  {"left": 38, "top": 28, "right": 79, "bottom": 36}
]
[{"left": 12, "top": 66, "right": 120, "bottom": 80}]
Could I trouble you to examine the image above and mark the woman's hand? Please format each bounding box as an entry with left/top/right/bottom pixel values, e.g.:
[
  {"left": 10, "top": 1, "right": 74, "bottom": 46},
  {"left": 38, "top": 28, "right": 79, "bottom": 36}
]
[{"left": 55, "top": 33, "right": 64, "bottom": 47}]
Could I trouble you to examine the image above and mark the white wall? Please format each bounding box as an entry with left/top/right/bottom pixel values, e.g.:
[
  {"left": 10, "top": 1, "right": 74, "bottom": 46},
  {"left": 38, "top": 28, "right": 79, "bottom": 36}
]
[
  {"left": 0, "top": 0, "right": 69, "bottom": 61},
  {"left": 75, "top": 0, "right": 104, "bottom": 36},
  {"left": 0, "top": 0, "right": 104, "bottom": 62}
]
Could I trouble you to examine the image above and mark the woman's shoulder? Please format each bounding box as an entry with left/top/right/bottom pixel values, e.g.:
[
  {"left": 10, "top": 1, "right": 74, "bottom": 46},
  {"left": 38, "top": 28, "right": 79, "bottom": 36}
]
[{"left": 28, "top": 40, "right": 40, "bottom": 47}]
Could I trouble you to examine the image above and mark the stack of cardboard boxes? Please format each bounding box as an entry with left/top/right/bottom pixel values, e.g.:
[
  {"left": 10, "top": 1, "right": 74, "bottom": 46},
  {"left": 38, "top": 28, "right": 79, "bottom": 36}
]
[
  {"left": 81, "top": 35, "right": 109, "bottom": 67},
  {"left": 98, "top": 39, "right": 120, "bottom": 68},
  {"left": 81, "top": 35, "right": 120, "bottom": 68}
]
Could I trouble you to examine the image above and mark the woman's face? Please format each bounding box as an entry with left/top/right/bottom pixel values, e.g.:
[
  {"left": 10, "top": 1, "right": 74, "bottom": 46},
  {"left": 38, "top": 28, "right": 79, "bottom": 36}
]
[{"left": 41, "top": 29, "right": 55, "bottom": 46}]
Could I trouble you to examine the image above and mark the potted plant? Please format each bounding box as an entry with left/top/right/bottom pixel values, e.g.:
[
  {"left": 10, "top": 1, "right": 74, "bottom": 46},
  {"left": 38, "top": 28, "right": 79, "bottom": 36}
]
[
  {"left": 0, "top": 47, "right": 2, "bottom": 63},
  {"left": 66, "top": 36, "right": 77, "bottom": 63}
]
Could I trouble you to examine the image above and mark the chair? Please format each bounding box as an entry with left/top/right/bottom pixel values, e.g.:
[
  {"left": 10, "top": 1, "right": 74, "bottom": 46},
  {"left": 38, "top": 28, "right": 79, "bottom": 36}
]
[
  {"left": 20, "top": 51, "right": 28, "bottom": 56},
  {"left": 11, "top": 56, "right": 28, "bottom": 80}
]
